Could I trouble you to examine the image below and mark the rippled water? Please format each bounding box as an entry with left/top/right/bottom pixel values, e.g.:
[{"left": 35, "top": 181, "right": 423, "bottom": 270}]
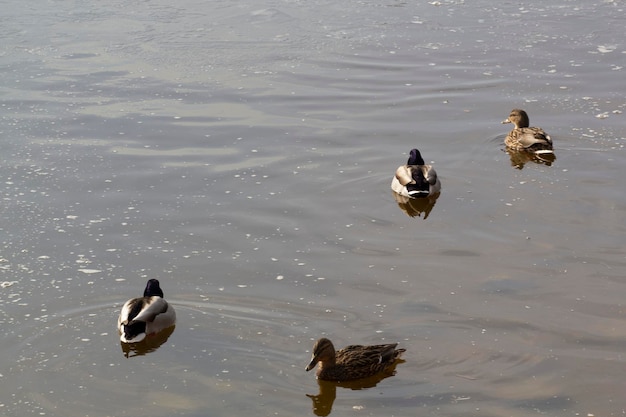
[{"left": 1, "top": 0, "right": 625, "bottom": 416}]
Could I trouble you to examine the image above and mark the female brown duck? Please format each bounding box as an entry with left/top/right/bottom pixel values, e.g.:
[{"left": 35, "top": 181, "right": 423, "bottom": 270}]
[
  {"left": 502, "top": 109, "right": 554, "bottom": 154},
  {"left": 305, "top": 338, "right": 405, "bottom": 381}
]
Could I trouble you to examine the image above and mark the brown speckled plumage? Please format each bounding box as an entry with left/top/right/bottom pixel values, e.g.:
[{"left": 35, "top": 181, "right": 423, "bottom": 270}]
[
  {"left": 305, "top": 338, "right": 405, "bottom": 381},
  {"left": 502, "top": 109, "right": 553, "bottom": 153}
]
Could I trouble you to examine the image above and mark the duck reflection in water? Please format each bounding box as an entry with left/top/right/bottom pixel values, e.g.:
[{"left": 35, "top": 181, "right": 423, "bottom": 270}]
[
  {"left": 505, "top": 147, "right": 556, "bottom": 170},
  {"left": 306, "top": 360, "right": 405, "bottom": 416},
  {"left": 392, "top": 190, "right": 439, "bottom": 219},
  {"left": 120, "top": 325, "right": 175, "bottom": 358}
]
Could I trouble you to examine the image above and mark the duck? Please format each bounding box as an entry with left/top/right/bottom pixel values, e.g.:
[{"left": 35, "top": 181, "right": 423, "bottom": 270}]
[
  {"left": 502, "top": 109, "right": 554, "bottom": 153},
  {"left": 117, "top": 279, "right": 176, "bottom": 343},
  {"left": 391, "top": 148, "right": 441, "bottom": 198},
  {"left": 305, "top": 337, "right": 406, "bottom": 381}
]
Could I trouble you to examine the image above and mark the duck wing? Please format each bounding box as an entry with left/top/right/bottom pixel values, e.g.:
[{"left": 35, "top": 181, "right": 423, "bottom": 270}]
[
  {"left": 336, "top": 343, "right": 401, "bottom": 367},
  {"left": 420, "top": 165, "right": 438, "bottom": 185},
  {"left": 509, "top": 127, "right": 552, "bottom": 150},
  {"left": 404, "top": 165, "right": 430, "bottom": 195},
  {"left": 132, "top": 297, "right": 170, "bottom": 323},
  {"left": 394, "top": 165, "right": 415, "bottom": 186},
  {"left": 120, "top": 296, "right": 169, "bottom": 325}
]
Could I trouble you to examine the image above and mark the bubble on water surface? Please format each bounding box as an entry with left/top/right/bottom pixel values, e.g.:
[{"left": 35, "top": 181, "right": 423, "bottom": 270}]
[{"left": 78, "top": 269, "right": 101, "bottom": 274}]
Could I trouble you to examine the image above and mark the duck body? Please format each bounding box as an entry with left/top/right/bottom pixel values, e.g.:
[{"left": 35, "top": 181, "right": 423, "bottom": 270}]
[
  {"left": 118, "top": 279, "right": 176, "bottom": 343},
  {"left": 305, "top": 338, "right": 406, "bottom": 381},
  {"left": 502, "top": 109, "right": 553, "bottom": 153},
  {"left": 391, "top": 148, "right": 441, "bottom": 198}
]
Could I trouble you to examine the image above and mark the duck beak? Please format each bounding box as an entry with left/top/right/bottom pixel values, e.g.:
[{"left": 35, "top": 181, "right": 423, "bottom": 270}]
[
  {"left": 305, "top": 355, "right": 318, "bottom": 372},
  {"left": 502, "top": 118, "right": 511, "bottom": 124}
]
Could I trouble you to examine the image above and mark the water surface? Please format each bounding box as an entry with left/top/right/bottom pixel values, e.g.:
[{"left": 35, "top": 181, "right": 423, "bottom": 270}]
[{"left": 1, "top": 0, "right": 625, "bottom": 416}]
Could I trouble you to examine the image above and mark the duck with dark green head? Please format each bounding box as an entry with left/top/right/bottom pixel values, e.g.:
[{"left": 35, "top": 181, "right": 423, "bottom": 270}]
[
  {"left": 391, "top": 148, "right": 441, "bottom": 198},
  {"left": 117, "top": 279, "right": 176, "bottom": 343}
]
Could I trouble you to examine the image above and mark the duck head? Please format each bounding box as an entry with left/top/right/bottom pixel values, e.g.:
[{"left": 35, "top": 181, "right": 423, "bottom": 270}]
[
  {"left": 306, "top": 338, "right": 336, "bottom": 371},
  {"left": 144, "top": 279, "right": 164, "bottom": 298},
  {"left": 502, "top": 109, "right": 530, "bottom": 128},
  {"left": 407, "top": 148, "right": 425, "bottom": 165}
]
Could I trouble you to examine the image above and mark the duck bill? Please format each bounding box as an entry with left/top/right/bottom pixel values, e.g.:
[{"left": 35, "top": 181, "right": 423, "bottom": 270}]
[
  {"left": 501, "top": 118, "right": 511, "bottom": 124},
  {"left": 305, "top": 356, "right": 318, "bottom": 372}
]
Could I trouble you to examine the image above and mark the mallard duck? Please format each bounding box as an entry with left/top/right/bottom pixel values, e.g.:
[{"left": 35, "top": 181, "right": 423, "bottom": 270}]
[
  {"left": 391, "top": 148, "right": 441, "bottom": 198},
  {"left": 117, "top": 279, "right": 176, "bottom": 343},
  {"left": 305, "top": 337, "right": 406, "bottom": 381},
  {"left": 502, "top": 109, "right": 553, "bottom": 153}
]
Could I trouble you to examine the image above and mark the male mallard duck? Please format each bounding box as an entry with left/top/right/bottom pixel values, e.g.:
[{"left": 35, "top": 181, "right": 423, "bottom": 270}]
[
  {"left": 305, "top": 337, "right": 406, "bottom": 381},
  {"left": 502, "top": 109, "right": 553, "bottom": 153},
  {"left": 117, "top": 279, "right": 176, "bottom": 343},
  {"left": 391, "top": 148, "right": 441, "bottom": 198}
]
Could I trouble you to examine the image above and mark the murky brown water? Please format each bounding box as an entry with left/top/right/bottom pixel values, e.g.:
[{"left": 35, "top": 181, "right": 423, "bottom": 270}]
[{"left": 1, "top": 0, "right": 625, "bottom": 416}]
